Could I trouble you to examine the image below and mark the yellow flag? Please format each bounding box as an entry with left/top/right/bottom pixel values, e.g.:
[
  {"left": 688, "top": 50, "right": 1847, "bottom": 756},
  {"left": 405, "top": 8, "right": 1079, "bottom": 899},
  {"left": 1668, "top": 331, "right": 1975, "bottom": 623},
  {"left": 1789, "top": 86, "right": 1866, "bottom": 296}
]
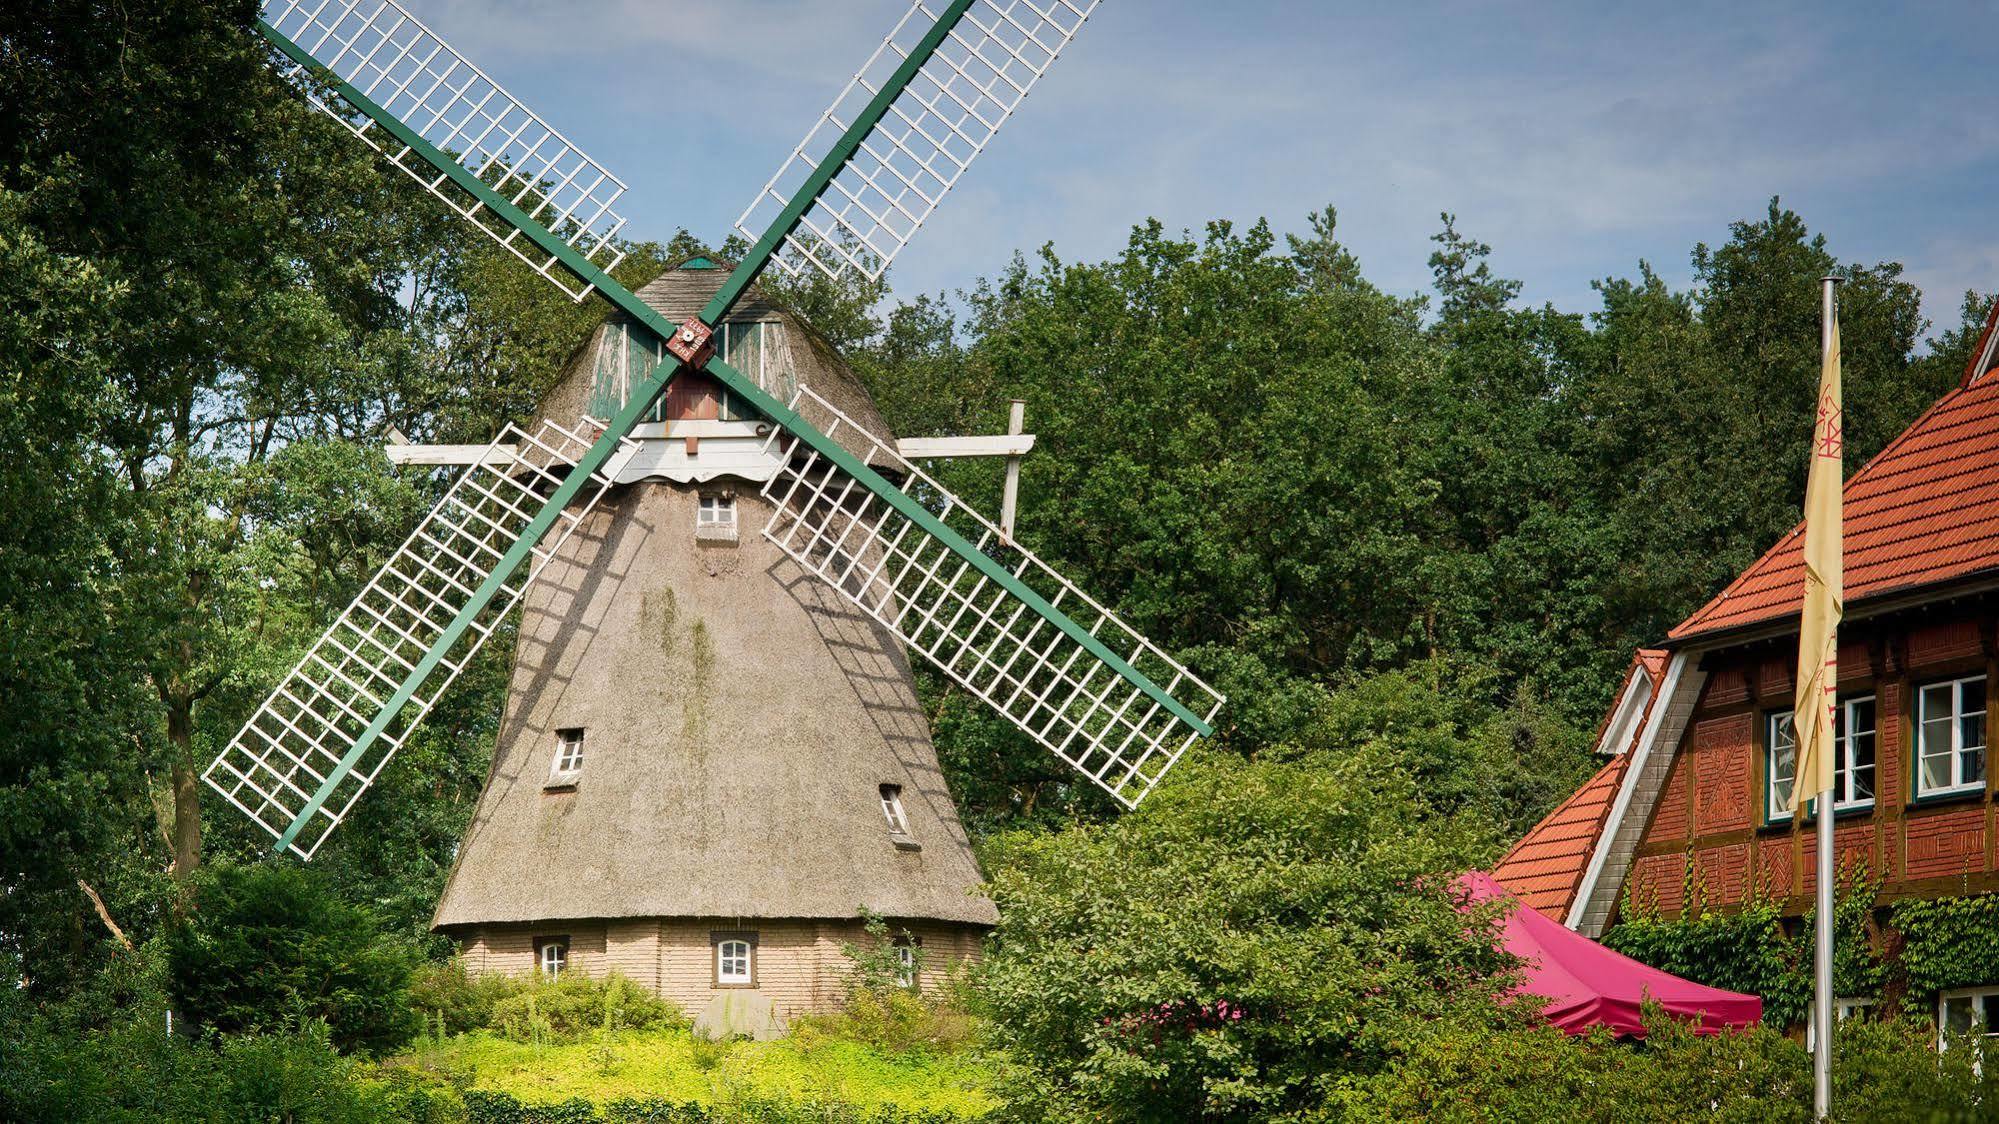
[{"left": 1791, "top": 300, "right": 1842, "bottom": 813}]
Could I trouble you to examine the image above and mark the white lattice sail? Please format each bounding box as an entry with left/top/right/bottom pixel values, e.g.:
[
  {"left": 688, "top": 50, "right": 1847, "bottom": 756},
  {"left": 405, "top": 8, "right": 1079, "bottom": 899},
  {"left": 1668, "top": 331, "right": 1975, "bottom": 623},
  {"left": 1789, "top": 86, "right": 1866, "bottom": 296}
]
[
  {"left": 736, "top": 0, "right": 1101, "bottom": 282},
  {"left": 204, "top": 418, "right": 637, "bottom": 858},
  {"left": 759, "top": 387, "right": 1222, "bottom": 807},
  {"left": 262, "top": 0, "right": 629, "bottom": 300}
]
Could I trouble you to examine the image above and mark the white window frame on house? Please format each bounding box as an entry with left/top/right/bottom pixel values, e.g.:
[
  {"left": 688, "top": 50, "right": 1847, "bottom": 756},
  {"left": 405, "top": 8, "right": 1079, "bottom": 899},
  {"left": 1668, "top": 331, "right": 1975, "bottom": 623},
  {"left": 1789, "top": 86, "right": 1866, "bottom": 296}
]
[
  {"left": 1766, "top": 696, "right": 1877, "bottom": 822},
  {"left": 895, "top": 940, "right": 920, "bottom": 989},
  {"left": 535, "top": 935, "right": 570, "bottom": 979},
  {"left": 1939, "top": 986, "right": 1999, "bottom": 1052},
  {"left": 548, "top": 727, "right": 584, "bottom": 786},
  {"left": 1917, "top": 675, "right": 1988, "bottom": 799},
  {"left": 1806, "top": 996, "right": 1876, "bottom": 1053},
  {"left": 698, "top": 493, "right": 736, "bottom": 528},
  {"left": 713, "top": 933, "right": 755, "bottom": 987}
]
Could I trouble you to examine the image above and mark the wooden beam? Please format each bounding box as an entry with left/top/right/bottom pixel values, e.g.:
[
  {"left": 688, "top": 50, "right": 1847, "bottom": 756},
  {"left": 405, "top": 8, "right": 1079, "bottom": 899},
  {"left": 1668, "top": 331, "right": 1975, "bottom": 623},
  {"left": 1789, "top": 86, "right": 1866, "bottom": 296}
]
[
  {"left": 389, "top": 429, "right": 1036, "bottom": 467},
  {"left": 896, "top": 434, "right": 1036, "bottom": 459},
  {"left": 384, "top": 444, "right": 518, "bottom": 467},
  {"left": 1001, "top": 400, "right": 1026, "bottom": 542}
]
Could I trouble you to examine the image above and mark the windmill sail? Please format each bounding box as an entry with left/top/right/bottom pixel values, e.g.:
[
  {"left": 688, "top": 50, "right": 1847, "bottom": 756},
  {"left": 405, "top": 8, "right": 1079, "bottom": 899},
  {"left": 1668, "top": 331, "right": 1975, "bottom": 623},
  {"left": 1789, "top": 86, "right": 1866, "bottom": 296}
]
[
  {"left": 205, "top": 420, "right": 636, "bottom": 859},
  {"left": 734, "top": 0, "right": 1101, "bottom": 282},
  {"left": 760, "top": 387, "right": 1223, "bottom": 808},
  {"left": 261, "top": 0, "right": 629, "bottom": 300},
  {"left": 216, "top": 0, "right": 1218, "bottom": 859}
]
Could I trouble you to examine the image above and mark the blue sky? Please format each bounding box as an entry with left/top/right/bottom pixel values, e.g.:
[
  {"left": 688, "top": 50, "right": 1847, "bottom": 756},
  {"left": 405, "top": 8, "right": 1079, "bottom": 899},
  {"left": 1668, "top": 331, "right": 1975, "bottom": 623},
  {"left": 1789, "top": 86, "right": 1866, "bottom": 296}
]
[{"left": 425, "top": 0, "right": 1999, "bottom": 332}]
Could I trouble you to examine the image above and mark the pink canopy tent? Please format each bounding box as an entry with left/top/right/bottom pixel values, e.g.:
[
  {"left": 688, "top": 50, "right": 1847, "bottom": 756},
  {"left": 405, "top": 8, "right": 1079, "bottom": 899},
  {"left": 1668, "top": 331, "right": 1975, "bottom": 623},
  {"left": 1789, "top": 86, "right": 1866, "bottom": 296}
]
[{"left": 1460, "top": 871, "right": 1762, "bottom": 1037}]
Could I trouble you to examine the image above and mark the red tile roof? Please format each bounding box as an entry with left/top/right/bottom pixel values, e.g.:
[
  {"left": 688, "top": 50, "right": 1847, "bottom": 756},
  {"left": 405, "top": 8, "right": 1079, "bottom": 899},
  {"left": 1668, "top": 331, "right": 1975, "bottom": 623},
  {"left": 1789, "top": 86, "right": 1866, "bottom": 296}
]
[
  {"left": 1670, "top": 363, "right": 1999, "bottom": 641},
  {"left": 1491, "top": 754, "right": 1631, "bottom": 920}
]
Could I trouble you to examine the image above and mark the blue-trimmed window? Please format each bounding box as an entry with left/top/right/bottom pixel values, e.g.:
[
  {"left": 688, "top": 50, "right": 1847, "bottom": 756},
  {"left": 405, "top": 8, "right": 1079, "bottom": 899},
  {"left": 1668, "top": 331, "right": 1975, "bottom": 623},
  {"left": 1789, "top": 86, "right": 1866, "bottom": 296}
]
[
  {"left": 1916, "top": 675, "right": 1987, "bottom": 799},
  {"left": 1767, "top": 696, "right": 1876, "bottom": 822}
]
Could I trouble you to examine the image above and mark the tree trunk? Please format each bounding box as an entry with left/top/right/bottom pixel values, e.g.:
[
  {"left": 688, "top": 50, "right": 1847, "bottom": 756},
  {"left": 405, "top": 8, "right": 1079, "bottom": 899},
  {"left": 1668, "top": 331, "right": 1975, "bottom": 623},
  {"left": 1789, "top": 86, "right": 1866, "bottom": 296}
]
[{"left": 167, "top": 699, "right": 202, "bottom": 880}]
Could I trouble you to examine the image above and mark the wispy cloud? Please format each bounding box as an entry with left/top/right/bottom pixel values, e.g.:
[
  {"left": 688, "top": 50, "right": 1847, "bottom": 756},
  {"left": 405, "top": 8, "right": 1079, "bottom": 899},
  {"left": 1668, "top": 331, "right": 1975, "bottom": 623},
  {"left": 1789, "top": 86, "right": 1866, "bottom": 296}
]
[{"left": 399, "top": 1, "right": 1999, "bottom": 326}]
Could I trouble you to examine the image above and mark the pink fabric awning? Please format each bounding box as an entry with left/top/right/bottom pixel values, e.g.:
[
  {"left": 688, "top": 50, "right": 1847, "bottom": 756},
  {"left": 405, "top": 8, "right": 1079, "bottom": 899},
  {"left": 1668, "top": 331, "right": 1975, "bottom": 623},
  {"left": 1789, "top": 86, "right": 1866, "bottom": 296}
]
[{"left": 1460, "top": 871, "right": 1763, "bottom": 1037}]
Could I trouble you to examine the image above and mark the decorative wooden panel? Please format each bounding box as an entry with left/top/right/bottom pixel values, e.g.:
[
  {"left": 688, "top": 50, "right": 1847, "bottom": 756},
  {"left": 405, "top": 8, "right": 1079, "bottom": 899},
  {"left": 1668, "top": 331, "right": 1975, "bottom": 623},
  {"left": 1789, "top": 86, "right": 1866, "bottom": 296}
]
[
  {"left": 1758, "top": 653, "right": 1793, "bottom": 703},
  {"left": 1908, "top": 620, "right": 1981, "bottom": 668},
  {"left": 1646, "top": 757, "right": 1693, "bottom": 843},
  {"left": 1837, "top": 639, "right": 1872, "bottom": 686},
  {"left": 1695, "top": 841, "right": 1751, "bottom": 905},
  {"left": 1693, "top": 713, "right": 1754, "bottom": 834},
  {"left": 1629, "top": 852, "right": 1690, "bottom": 918},
  {"left": 1876, "top": 681, "right": 1903, "bottom": 816},
  {"left": 1703, "top": 666, "right": 1750, "bottom": 709},
  {"left": 1905, "top": 807, "right": 1987, "bottom": 881},
  {"left": 1757, "top": 836, "right": 1798, "bottom": 899},
  {"left": 1802, "top": 822, "right": 1882, "bottom": 893}
]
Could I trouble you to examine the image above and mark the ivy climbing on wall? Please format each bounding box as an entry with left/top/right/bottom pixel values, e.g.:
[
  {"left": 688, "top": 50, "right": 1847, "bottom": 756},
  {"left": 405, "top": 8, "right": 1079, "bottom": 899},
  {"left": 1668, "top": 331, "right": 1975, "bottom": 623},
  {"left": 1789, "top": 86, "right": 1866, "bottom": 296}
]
[
  {"left": 1602, "top": 857, "right": 1886, "bottom": 1029},
  {"left": 1889, "top": 893, "right": 1999, "bottom": 1016}
]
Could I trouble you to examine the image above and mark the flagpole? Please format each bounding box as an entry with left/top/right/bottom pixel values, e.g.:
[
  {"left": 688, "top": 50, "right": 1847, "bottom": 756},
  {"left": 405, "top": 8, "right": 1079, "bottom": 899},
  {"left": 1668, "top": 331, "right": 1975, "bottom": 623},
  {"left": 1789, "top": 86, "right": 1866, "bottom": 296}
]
[{"left": 1812, "top": 272, "right": 1842, "bottom": 1121}]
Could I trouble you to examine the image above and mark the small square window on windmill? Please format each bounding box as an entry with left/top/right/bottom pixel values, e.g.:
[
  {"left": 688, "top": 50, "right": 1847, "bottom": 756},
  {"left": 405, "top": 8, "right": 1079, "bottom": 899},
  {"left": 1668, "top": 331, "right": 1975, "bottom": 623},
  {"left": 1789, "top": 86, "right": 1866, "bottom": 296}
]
[
  {"left": 208, "top": 0, "right": 1223, "bottom": 866},
  {"left": 547, "top": 728, "right": 584, "bottom": 789}
]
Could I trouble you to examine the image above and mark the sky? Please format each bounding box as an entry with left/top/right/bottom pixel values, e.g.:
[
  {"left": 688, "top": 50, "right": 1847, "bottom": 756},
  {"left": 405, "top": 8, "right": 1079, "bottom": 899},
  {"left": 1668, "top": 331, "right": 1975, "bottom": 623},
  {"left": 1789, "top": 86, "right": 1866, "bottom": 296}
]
[{"left": 419, "top": 0, "right": 1999, "bottom": 331}]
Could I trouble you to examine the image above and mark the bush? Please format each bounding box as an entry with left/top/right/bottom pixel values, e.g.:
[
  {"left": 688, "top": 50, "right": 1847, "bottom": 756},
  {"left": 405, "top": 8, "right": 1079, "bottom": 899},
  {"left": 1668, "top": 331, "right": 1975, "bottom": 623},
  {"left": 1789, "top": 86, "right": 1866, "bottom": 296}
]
[
  {"left": 410, "top": 957, "right": 528, "bottom": 1036},
  {"left": 165, "top": 861, "right": 422, "bottom": 1054},
  {"left": 974, "top": 751, "right": 1517, "bottom": 1121},
  {"left": 482, "top": 972, "right": 685, "bottom": 1044},
  {"left": 0, "top": 1011, "right": 448, "bottom": 1124},
  {"left": 791, "top": 912, "right": 974, "bottom": 1055},
  {"left": 460, "top": 1089, "right": 984, "bottom": 1122},
  {"left": 1335, "top": 1006, "right": 1999, "bottom": 1122}
]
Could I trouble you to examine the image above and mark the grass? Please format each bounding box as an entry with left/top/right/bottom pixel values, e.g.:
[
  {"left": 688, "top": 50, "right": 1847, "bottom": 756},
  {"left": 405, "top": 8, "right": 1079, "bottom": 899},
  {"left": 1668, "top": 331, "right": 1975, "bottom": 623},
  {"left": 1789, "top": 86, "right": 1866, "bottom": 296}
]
[{"left": 379, "top": 1028, "right": 999, "bottom": 1117}]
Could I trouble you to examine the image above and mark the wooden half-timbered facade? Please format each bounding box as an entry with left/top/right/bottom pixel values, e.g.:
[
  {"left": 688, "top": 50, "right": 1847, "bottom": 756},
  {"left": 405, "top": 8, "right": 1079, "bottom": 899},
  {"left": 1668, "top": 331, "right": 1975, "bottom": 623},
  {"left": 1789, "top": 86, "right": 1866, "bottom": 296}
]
[{"left": 1495, "top": 298, "right": 1999, "bottom": 1041}]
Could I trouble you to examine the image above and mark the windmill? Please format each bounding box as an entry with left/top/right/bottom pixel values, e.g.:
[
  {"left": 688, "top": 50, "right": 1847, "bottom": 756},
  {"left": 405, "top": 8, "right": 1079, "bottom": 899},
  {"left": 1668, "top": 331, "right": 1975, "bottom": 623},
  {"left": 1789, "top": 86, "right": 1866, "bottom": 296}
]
[{"left": 205, "top": 0, "right": 1225, "bottom": 1016}]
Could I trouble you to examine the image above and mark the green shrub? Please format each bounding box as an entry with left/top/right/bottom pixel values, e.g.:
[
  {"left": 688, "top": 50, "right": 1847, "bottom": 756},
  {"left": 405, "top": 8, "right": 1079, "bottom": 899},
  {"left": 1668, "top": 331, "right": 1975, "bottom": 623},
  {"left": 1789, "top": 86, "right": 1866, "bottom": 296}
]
[
  {"left": 975, "top": 752, "right": 1516, "bottom": 1121},
  {"left": 485, "top": 972, "right": 686, "bottom": 1044},
  {"left": 792, "top": 912, "right": 974, "bottom": 1055},
  {"left": 411, "top": 957, "right": 529, "bottom": 1036},
  {"left": 460, "top": 1089, "right": 985, "bottom": 1123},
  {"left": 1334, "top": 1005, "right": 1999, "bottom": 1122},
  {"left": 0, "top": 1010, "right": 453, "bottom": 1124},
  {"left": 165, "top": 861, "right": 422, "bottom": 1054}
]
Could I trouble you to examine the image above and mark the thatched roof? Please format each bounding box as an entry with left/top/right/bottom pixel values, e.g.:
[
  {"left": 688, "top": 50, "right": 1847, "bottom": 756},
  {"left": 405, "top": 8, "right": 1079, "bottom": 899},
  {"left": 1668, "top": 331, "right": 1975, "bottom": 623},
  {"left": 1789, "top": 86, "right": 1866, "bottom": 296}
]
[{"left": 434, "top": 267, "right": 996, "bottom": 930}]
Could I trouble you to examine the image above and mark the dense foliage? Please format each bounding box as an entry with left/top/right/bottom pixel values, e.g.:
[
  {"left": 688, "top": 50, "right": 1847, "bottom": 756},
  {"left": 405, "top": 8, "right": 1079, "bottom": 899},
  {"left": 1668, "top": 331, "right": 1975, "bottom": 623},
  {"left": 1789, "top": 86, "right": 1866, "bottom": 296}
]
[
  {"left": 1336, "top": 1013, "right": 1997, "bottom": 1122},
  {"left": 1889, "top": 892, "right": 1999, "bottom": 1015},
  {"left": 976, "top": 750, "right": 1517, "bottom": 1120},
  {"left": 166, "top": 863, "right": 422, "bottom": 1054}
]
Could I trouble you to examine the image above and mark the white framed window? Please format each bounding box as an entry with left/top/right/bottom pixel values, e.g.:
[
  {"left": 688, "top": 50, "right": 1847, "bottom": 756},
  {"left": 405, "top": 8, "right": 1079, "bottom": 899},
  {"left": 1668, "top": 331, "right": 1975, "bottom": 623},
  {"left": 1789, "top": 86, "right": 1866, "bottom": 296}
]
[
  {"left": 536, "top": 936, "right": 569, "bottom": 979},
  {"left": 1918, "top": 675, "right": 1987, "bottom": 798},
  {"left": 879, "top": 783, "right": 911, "bottom": 837},
  {"left": 1807, "top": 997, "right": 1876, "bottom": 1052},
  {"left": 549, "top": 727, "right": 584, "bottom": 784},
  {"left": 1940, "top": 986, "right": 1999, "bottom": 1051},
  {"left": 1767, "top": 697, "right": 1877, "bottom": 821},
  {"left": 697, "top": 494, "right": 736, "bottom": 528},
  {"left": 714, "top": 936, "right": 754, "bottom": 986},
  {"left": 896, "top": 943, "right": 918, "bottom": 989}
]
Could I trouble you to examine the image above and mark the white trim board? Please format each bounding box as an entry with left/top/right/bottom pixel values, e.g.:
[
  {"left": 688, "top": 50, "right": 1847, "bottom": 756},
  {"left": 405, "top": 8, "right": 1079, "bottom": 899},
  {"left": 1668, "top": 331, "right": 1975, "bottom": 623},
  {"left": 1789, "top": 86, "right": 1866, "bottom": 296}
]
[{"left": 1566, "top": 651, "right": 1708, "bottom": 936}]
